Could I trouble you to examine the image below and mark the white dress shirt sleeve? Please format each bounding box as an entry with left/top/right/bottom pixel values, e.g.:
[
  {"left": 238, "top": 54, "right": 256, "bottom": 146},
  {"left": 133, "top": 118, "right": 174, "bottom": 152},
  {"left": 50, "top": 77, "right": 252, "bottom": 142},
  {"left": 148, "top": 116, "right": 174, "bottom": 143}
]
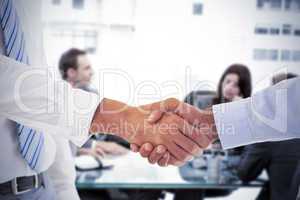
[
  {"left": 0, "top": 55, "right": 102, "bottom": 146},
  {"left": 213, "top": 77, "right": 300, "bottom": 149},
  {"left": 46, "top": 137, "right": 80, "bottom": 200}
]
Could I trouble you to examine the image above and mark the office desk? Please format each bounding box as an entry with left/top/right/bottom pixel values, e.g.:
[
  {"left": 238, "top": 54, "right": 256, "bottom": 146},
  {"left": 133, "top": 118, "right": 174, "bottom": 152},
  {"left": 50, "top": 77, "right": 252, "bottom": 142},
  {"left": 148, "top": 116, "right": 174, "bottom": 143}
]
[{"left": 76, "top": 152, "right": 265, "bottom": 190}]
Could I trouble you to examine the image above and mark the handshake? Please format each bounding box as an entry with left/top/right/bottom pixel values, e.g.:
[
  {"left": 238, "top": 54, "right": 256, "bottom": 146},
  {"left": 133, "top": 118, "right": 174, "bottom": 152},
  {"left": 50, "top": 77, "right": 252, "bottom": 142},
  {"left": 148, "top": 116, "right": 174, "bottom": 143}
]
[{"left": 90, "top": 98, "right": 219, "bottom": 167}]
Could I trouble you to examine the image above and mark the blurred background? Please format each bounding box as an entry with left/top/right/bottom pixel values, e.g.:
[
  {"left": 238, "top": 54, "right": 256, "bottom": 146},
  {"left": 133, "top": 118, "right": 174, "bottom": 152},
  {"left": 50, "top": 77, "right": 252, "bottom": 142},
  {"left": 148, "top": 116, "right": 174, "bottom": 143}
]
[
  {"left": 42, "top": 0, "right": 300, "bottom": 102},
  {"left": 40, "top": 1, "right": 300, "bottom": 199}
]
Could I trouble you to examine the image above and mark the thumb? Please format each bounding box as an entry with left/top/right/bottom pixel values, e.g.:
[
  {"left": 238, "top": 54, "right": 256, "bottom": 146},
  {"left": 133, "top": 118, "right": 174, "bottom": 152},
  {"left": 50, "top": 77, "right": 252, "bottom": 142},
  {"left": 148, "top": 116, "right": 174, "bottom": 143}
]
[
  {"left": 147, "top": 110, "right": 164, "bottom": 124},
  {"left": 130, "top": 144, "right": 140, "bottom": 152}
]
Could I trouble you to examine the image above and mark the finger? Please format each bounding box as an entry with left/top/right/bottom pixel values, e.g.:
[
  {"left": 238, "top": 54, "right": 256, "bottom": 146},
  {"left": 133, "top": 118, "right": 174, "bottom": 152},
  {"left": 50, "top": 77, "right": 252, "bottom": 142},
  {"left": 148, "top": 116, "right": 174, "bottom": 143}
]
[
  {"left": 117, "top": 147, "right": 129, "bottom": 155},
  {"left": 174, "top": 116, "right": 211, "bottom": 150},
  {"left": 130, "top": 144, "right": 140, "bottom": 152},
  {"left": 184, "top": 128, "right": 212, "bottom": 150},
  {"left": 147, "top": 98, "right": 180, "bottom": 123},
  {"left": 192, "top": 133, "right": 212, "bottom": 150},
  {"left": 163, "top": 98, "right": 181, "bottom": 112},
  {"left": 148, "top": 145, "right": 167, "bottom": 164},
  {"left": 169, "top": 121, "right": 203, "bottom": 156},
  {"left": 173, "top": 134, "right": 203, "bottom": 157},
  {"left": 139, "top": 143, "right": 154, "bottom": 158},
  {"left": 168, "top": 154, "right": 185, "bottom": 167},
  {"left": 167, "top": 141, "right": 193, "bottom": 163},
  {"left": 172, "top": 101, "right": 212, "bottom": 128},
  {"left": 95, "top": 147, "right": 106, "bottom": 157},
  {"left": 147, "top": 110, "right": 164, "bottom": 124},
  {"left": 164, "top": 101, "right": 217, "bottom": 145},
  {"left": 87, "top": 151, "right": 100, "bottom": 159},
  {"left": 158, "top": 152, "right": 170, "bottom": 167},
  {"left": 78, "top": 149, "right": 90, "bottom": 156}
]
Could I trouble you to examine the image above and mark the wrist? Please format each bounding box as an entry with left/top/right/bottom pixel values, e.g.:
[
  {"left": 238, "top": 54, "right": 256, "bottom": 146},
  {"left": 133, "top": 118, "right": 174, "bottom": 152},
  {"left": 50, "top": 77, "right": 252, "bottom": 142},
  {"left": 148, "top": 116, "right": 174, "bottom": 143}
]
[
  {"left": 90, "top": 98, "right": 134, "bottom": 139},
  {"left": 202, "top": 107, "right": 219, "bottom": 143}
]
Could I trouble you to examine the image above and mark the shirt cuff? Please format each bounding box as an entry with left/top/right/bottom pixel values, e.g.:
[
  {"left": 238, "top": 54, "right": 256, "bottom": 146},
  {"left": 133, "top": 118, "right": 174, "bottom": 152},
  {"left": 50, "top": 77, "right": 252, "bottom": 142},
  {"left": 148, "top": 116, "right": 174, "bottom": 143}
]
[
  {"left": 212, "top": 98, "right": 254, "bottom": 149},
  {"left": 65, "top": 88, "right": 102, "bottom": 147},
  {"left": 81, "top": 139, "right": 94, "bottom": 148}
]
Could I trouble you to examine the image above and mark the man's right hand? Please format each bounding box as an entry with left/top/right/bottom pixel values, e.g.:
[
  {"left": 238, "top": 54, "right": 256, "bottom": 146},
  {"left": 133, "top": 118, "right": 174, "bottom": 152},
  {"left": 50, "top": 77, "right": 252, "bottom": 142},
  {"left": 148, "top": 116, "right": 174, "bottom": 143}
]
[{"left": 130, "top": 98, "right": 219, "bottom": 166}]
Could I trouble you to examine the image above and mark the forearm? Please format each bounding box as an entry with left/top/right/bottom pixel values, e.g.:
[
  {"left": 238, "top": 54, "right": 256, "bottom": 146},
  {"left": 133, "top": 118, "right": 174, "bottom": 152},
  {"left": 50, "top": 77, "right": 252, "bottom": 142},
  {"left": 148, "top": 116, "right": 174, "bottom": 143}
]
[
  {"left": 213, "top": 77, "right": 300, "bottom": 149},
  {"left": 0, "top": 55, "right": 100, "bottom": 146}
]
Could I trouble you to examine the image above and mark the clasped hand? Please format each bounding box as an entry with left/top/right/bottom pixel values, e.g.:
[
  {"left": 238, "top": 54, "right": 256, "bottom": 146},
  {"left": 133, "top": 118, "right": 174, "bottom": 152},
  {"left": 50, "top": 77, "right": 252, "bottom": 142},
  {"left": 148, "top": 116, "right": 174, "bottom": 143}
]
[
  {"left": 129, "top": 98, "right": 218, "bottom": 167},
  {"left": 91, "top": 98, "right": 218, "bottom": 167}
]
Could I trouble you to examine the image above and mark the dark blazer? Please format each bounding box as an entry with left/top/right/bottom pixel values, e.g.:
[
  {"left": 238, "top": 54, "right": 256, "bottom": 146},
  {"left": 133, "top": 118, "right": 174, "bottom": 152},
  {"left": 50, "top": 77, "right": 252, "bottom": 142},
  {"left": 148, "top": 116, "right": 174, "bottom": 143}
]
[
  {"left": 290, "top": 161, "right": 300, "bottom": 200},
  {"left": 237, "top": 139, "right": 300, "bottom": 200}
]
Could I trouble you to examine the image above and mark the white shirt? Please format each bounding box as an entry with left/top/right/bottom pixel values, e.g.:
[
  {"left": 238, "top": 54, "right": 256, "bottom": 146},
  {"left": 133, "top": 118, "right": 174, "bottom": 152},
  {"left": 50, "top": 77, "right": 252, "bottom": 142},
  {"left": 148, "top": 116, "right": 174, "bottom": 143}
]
[
  {"left": 213, "top": 77, "right": 300, "bottom": 149},
  {"left": 46, "top": 137, "right": 80, "bottom": 200},
  {"left": 0, "top": 1, "right": 100, "bottom": 199}
]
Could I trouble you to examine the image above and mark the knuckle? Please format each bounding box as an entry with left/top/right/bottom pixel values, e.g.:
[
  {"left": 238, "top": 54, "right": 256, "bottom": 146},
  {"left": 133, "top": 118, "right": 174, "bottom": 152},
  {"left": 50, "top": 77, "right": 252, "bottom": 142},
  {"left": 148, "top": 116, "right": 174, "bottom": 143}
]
[
  {"left": 165, "top": 98, "right": 179, "bottom": 110},
  {"left": 201, "top": 137, "right": 210, "bottom": 148},
  {"left": 191, "top": 145, "right": 202, "bottom": 154},
  {"left": 159, "top": 145, "right": 167, "bottom": 153},
  {"left": 184, "top": 155, "right": 193, "bottom": 162},
  {"left": 176, "top": 162, "right": 185, "bottom": 167},
  {"left": 159, "top": 162, "right": 167, "bottom": 167},
  {"left": 148, "top": 157, "right": 155, "bottom": 164},
  {"left": 141, "top": 154, "right": 147, "bottom": 158},
  {"left": 141, "top": 151, "right": 149, "bottom": 157},
  {"left": 166, "top": 97, "right": 178, "bottom": 105},
  {"left": 178, "top": 152, "right": 188, "bottom": 162},
  {"left": 172, "top": 160, "right": 184, "bottom": 166}
]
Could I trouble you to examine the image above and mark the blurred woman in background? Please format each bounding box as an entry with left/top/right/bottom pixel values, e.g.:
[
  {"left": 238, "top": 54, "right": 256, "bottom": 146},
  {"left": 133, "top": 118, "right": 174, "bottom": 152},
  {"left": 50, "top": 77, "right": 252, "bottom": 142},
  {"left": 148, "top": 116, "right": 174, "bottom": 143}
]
[
  {"left": 211, "top": 64, "right": 252, "bottom": 152},
  {"left": 179, "top": 63, "right": 252, "bottom": 200},
  {"left": 185, "top": 63, "right": 252, "bottom": 150}
]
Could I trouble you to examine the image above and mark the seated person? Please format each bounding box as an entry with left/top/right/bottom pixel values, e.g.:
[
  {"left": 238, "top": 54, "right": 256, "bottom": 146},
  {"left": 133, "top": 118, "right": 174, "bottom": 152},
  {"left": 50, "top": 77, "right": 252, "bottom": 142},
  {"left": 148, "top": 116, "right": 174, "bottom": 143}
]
[
  {"left": 177, "top": 64, "right": 252, "bottom": 199},
  {"left": 78, "top": 134, "right": 129, "bottom": 159},
  {"left": 59, "top": 48, "right": 165, "bottom": 200},
  {"left": 237, "top": 73, "right": 300, "bottom": 200},
  {"left": 58, "top": 48, "right": 129, "bottom": 158},
  {"left": 211, "top": 64, "right": 252, "bottom": 155}
]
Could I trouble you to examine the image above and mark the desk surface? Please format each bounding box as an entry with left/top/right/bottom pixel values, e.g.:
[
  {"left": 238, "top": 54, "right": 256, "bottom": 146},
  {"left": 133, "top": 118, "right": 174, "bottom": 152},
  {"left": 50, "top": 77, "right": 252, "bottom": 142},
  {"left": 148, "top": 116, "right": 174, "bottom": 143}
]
[{"left": 76, "top": 152, "right": 265, "bottom": 190}]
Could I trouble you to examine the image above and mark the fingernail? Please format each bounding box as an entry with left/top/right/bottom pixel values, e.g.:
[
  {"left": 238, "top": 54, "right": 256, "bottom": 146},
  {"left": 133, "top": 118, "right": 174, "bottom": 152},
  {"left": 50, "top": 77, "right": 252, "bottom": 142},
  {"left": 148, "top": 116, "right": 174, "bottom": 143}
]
[
  {"left": 147, "top": 114, "right": 155, "bottom": 122},
  {"left": 132, "top": 148, "right": 138, "bottom": 153},
  {"left": 147, "top": 115, "right": 154, "bottom": 122},
  {"left": 149, "top": 159, "right": 155, "bottom": 164},
  {"left": 145, "top": 144, "right": 152, "bottom": 151},
  {"left": 157, "top": 146, "right": 165, "bottom": 153},
  {"left": 185, "top": 156, "right": 193, "bottom": 162}
]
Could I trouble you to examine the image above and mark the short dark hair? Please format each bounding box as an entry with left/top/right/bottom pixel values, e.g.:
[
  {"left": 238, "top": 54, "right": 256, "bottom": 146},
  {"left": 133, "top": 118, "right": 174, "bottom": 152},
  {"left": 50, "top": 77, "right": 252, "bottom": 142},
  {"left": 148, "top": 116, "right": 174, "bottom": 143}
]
[
  {"left": 272, "top": 73, "right": 298, "bottom": 85},
  {"left": 58, "top": 48, "right": 86, "bottom": 80}
]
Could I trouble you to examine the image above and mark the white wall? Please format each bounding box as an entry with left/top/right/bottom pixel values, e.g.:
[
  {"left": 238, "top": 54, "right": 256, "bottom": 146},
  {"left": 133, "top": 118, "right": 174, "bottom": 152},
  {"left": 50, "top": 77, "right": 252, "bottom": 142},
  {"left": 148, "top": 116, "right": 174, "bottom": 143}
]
[{"left": 42, "top": 0, "right": 300, "bottom": 105}]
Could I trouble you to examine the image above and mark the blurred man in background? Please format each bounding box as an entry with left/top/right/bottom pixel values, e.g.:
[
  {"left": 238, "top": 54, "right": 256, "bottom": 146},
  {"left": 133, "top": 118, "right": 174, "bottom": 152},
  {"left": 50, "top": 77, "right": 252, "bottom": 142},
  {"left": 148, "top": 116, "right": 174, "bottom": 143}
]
[
  {"left": 58, "top": 48, "right": 129, "bottom": 158},
  {"left": 59, "top": 48, "right": 176, "bottom": 200},
  {"left": 58, "top": 48, "right": 130, "bottom": 200},
  {"left": 59, "top": 48, "right": 166, "bottom": 200}
]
